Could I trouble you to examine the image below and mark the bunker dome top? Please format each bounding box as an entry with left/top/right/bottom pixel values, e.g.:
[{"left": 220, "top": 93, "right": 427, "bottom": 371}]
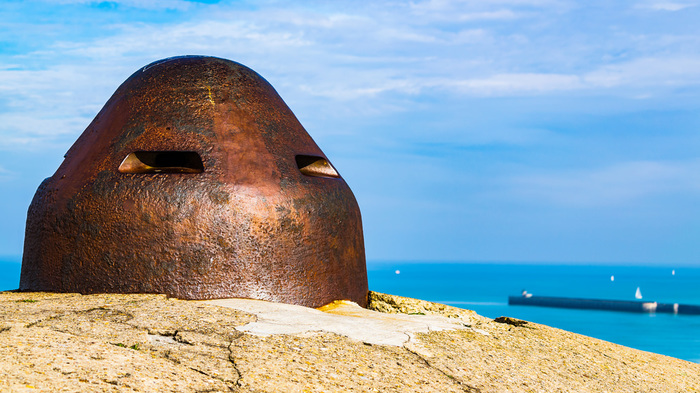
[{"left": 20, "top": 56, "right": 368, "bottom": 308}]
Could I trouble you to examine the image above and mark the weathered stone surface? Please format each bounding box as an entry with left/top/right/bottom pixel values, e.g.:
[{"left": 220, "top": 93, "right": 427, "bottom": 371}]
[
  {"left": 206, "top": 298, "right": 470, "bottom": 346},
  {"left": 1, "top": 291, "right": 699, "bottom": 392}
]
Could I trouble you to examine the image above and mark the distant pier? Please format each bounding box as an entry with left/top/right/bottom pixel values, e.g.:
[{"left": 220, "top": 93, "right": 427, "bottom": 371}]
[{"left": 508, "top": 295, "right": 700, "bottom": 315}]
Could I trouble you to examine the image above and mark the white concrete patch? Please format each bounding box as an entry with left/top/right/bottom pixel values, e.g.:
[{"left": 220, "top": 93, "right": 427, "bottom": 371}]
[{"left": 204, "top": 298, "right": 469, "bottom": 347}]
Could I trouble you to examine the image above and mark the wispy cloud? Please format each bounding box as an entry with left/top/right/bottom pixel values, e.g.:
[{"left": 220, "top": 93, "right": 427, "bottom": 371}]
[
  {"left": 584, "top": 57, "right": 700, "bottom": 88},
  {"left": 636, "top": 1, "right": 698, "bottom": 11},
  {"left": 40, "top": 0, "right": 196, "bottom": 11},
  {"left": 506, "top": 160, "right": 700, "bottom": 207},
  {"left": 0, "top": 166, "right": 13, "bottom": 181},
  {"left": 451, "top": 73, "right": 583, "bottom": 94},
  {"left": 408, "top": 0, "right": 565, "bottom": 20},
  {"left": 2, "top": 2, "right": 700, "bottom": 148}
]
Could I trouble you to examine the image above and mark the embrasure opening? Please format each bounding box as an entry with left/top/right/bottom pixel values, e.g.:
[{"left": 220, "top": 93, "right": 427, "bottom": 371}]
[
  {"left": 118, "top": 151, "right": 204, "bottom": 174},
  {"left": 295, "top": 155, "right": 339, "bottom": 178}
]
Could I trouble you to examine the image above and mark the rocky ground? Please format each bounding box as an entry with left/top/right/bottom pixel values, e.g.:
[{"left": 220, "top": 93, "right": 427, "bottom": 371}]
[{"left": 1, "top": 290, "right": 699, "bottom": 392}]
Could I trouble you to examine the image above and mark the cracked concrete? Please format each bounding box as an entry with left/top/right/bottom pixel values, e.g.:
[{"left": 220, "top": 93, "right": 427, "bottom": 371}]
[{"left": 2, "top": 291, "right": 700, "bottom": 392}]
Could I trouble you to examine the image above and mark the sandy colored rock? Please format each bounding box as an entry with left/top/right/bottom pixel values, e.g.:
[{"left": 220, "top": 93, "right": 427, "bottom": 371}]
[{"left": 1, "top": 290, "right": 699, "bottom": 392}]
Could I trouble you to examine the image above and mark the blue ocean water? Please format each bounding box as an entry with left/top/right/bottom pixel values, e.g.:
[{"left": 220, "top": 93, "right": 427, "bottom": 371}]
[
  {"left": 0, "top": 257, "right": 21, "bottom": 292},
  {"left": 3, "top": 258, "right": 699, "bottom": 362},
  {"left": 368, "top": 262, "right": 700, "bottom": 363}
]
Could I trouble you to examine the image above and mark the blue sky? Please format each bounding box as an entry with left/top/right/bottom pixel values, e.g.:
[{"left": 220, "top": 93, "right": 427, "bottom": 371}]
[{"left": 1, "top": 0, "right": 699, "bottom": 265}]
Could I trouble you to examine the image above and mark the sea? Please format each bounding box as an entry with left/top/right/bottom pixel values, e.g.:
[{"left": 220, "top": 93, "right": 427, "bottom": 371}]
[
  {"left": 2, "top": 258, "right": 699, "bottom": 363},
  {"left": 368, "top": 262, "right": 700, "bottom": 363}
]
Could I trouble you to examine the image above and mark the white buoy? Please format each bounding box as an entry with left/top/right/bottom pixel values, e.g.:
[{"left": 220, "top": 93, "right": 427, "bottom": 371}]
[
  {"left": 672, "top": 269, "right": 676, "bottom": 276},
  {"left": 395, "top": 270, "right": 400, "bottom": 275},
  {"left": 610, "top": 275, "right": 615, "bottom": 282}
]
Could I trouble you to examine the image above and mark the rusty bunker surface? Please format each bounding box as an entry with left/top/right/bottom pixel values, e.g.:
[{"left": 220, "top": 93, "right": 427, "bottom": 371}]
[{"left": 20, "top": 56, "right": 369, "bottom": 308}]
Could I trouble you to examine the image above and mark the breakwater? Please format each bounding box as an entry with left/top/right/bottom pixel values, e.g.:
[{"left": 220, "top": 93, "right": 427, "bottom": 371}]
[{"left": 508, "top": 295, "right": 700, "bottom": 315}]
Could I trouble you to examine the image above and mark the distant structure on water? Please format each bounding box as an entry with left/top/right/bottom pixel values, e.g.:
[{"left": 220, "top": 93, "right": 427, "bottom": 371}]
[{"left": 509, "top": 294, "right": 700, "bottom": 315}]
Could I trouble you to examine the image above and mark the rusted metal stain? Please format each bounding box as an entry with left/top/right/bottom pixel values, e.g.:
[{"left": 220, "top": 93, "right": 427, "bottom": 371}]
[{"left": 20, "top": 56, "right": 368, "bottom": 308}]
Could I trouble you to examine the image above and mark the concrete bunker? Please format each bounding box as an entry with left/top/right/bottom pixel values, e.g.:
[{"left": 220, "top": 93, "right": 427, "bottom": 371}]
[{"left": 20, "top": 56, "right": 368, "bottom": 308}]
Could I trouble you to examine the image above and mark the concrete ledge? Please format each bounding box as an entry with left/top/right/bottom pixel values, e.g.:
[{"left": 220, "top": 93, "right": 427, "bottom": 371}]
[{"left": 1, "top": 291, "right": 699, "bottom": 392}]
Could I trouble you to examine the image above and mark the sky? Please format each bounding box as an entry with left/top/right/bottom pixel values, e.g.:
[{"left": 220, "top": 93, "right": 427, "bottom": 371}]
[{"left": 1, "top": 0, "right": 699, "bottom": 265}]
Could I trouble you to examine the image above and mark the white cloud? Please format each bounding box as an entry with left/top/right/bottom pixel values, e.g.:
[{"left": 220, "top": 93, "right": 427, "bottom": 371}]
[
  {"left": 296, "top": 54, "right": 700, "bottom": 98},
  {"left": 451, "top": 73, "right": 583, "bottom": 94},
  {"left": 0, "top": 113, "right": 87, "bottom": 144},
  {"left": 2, "top": 0, "right": 700, "bottom": 152},
  {"left": 54, "top": 20, "right": 313, "bottom": 59},
  {"left": 409, "top": 0, "right": 561, "bottom": 14},
  {"left": 636, "top": 1, "right": 697, "bottom": 11},
  {"left": 506, "top": 160, "right": 700, "bottom": 207},
  {"left": 428, "top": 9, "right": 522, "bottom": 22},
  {"left": 445, "top": 57, "right": 700, "bottom": 96},
  {"left": 584, "top": 57, "right": 700, "bottom": 88},
  {"left": 0, "top": 166, "right": 14, "bottom": 181},
  {"left": 40, "top": 0, "right": 195, "bottom": 11},
  {"left": 0, "top": 64, "right": 122, "bottom": 151}
]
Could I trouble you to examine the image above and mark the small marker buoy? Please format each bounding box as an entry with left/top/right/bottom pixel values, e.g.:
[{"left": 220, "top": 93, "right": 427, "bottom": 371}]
[
  {"left": 395, "top": 270, "right": 400, "bottom": 275},
  {"left": 610, "top": 275, "right": 614, "bottom": 282}
]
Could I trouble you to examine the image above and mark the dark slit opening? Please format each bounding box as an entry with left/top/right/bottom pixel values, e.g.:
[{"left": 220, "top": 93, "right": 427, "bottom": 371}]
[
  {"left": 295, "top": 155, "right": 339, "bottom": 178},
  {"left": 118, "top": 151, "right": 204, "bottom": 174}
]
